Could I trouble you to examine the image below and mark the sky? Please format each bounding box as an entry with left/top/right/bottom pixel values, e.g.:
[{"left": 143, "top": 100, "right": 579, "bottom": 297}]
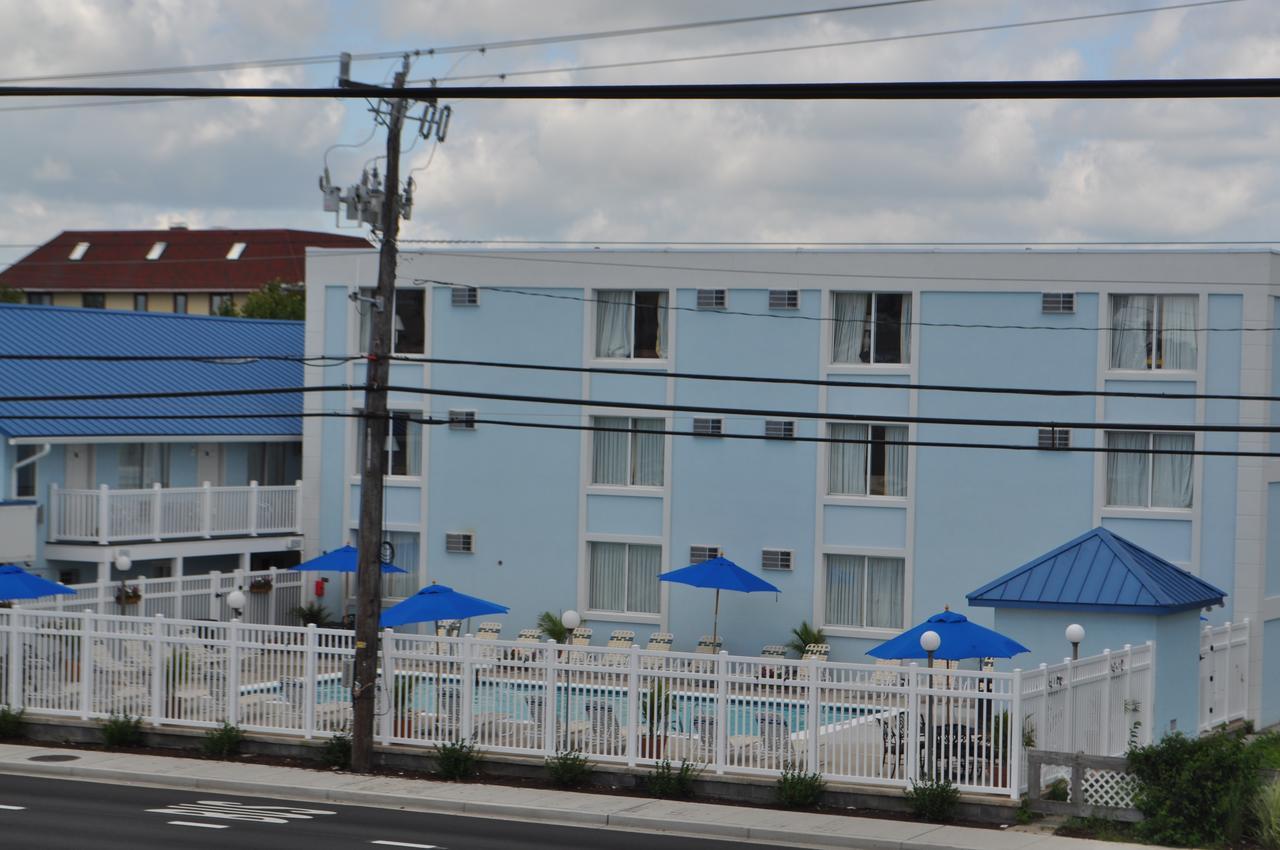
[{"left": 0, "top": 0, "right": 1278, "bottom": 270}]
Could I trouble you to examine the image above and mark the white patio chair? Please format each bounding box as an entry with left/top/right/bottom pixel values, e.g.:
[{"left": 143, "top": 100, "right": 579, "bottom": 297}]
[{"left": 641, "top": 632, "right": 673, "bottom": 670}]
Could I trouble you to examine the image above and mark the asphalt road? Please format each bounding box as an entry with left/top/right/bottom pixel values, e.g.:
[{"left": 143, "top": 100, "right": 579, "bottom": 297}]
[{"left": 0, "top": 773, "right": 770, "bottom": 849}]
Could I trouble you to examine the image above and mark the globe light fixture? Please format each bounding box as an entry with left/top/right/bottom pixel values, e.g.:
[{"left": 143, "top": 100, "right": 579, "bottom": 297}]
[
  {"left": 114, "top": 553, "right": 132, "bottom": 572},
  {"left": 1066, "top": 623, "right": 1086, "bottom": 661},
  {"left": 561, "top": 609, "right": 581, "bottom": 631},
  {"left": 227, "top": 588, "right": 247, "bottom": 617}
]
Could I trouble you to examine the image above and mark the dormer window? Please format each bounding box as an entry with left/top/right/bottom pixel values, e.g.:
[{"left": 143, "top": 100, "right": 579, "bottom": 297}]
[
  {"left": 68, "top": 242, "right": 89, "bottom": 261},
  {"left": 145, "top": 242, "right": 167, "bottom": 260},
  {"left": 226, "top": 242, "right": 247, "bottom": 260}
]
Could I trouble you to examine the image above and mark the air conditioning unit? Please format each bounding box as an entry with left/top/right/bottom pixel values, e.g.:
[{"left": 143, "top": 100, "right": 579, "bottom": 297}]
[
  {"left": 690, "top": 545, "right": 721, "bottom": 564},
  {"left": 762, "top": 549, "right": 793, "bottom": 571},
  {"left": 451, "top": 286, "right": 478, "bottom": 306},
  {"left": 696, "top": 289, "right": 727, "bottom": 310},
  {"left": 448, "top": 410, "right": 477, "bottom": 430},
  {"left": 1041, "top": 292, "right": 1076, "bottom": 314},
  {"left": 692, "top": 417, "right": 723, "bottom": 436},
  {"left": 768, "top": 289, "right": 799, "bottom": 310},
  {"left": 764, "top": 420, "right": 795, "bottom": 440},
  {"left": 1037, "top": 427, "right": 1070, "bottom": 450},
  {"left": 445, "top": 532, "right": 475, "bottom": 553}
]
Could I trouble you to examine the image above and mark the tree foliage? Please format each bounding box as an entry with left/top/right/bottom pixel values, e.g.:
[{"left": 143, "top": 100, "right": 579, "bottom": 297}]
[
  {"left": 0, "top": 286, "right": 25, "bottom": 304},
  {"left": 227, "top": 280, "right": 305, "bottom": 320}
]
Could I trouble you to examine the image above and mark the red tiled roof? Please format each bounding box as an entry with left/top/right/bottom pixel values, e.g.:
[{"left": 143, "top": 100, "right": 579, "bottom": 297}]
[{"left": 0, "top": 228, "right": 371, "bottom": 291}]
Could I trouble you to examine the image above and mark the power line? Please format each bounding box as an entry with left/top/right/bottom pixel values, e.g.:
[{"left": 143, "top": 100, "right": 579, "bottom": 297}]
[
  {"left": 426, "top": 0, "right": 1243, "bottom": 84},
  {"left": 5, "top": 77, "right": 1280, "bottom": 101},
  {"left": 404, "top": 238, "right": 1280, "bottom": 247}
]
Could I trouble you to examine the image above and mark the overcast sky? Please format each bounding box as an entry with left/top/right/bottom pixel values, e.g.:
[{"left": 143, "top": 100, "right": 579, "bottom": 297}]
[{"left": 1, "top": 0, "right": 1277, "bottom": 270}]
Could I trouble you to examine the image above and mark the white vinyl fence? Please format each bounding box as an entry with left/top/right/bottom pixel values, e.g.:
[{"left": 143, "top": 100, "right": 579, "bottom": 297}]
[
  {"left": 17, "top": 567, "right": 305, "bottom": 626},
  {"left": 0, "top": 610, "right": 1153, "bottom": 799},
  {"left": 1199, "top": 620, "right": 1249, "bottom": 733}
]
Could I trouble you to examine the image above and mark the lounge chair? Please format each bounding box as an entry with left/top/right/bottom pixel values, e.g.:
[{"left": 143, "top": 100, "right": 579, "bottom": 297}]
[
  {"left": 872, "top": 658, "right": 906, "bottom": 687},
  {"left": 475, "top": 622, "right": 502, "bottom": 640},
  {"left": 570, "top": 627, "right": 593, "bottom": 646},
  {"left": 604, "top": 630, "right": 635, "bottom": 666},
  {"left": 691, "top": 714, "right": 717, "bottom": 763},
  {"left": 510, "top": 628, "right": 542, "bottom": 662},
  {"left": 801, "top": 643, "right": 830, "bottom": 662},
  {"left": 696, "top": 635, "right": 723, "bottom": 655},
  {"left": 436, "top": 620, "right": 461, "bottom": 638},
  {"left": 584, "top": 699, "right": 624, "bottom": 756},
  {"left": 759, "top": 644, "right": 790, "bottom": 680},
  {"left": 755, "top": 711, "right": 795, "bottom": 769},
  {"left": 641, "top": 632, "right": 673, "bottom": 670}
]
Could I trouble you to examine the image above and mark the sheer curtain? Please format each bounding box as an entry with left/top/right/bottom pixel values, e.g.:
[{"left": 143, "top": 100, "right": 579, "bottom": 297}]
[
  {"left": 627, "top": 544, "right": 661, "bottom": 614},
  {"left": 589, "top": 542, "right": 627, "bottom": 611},
  {"left": 866, "top": 557, "right": 904, "bottom": 629},
  {"left": 883, "top": 425, "right": 909, "bottom": 497},
  {"left": 828, "top": 424, "right": 868, "bottom": 495},
  {"left": 1152, "top": 433, "right": 1194, "bottom": 508},
  {"left": 824, "top": 555, "right": 864, "bottom": 627},
  {"left": 592, "top": 416, "right": 629, "bottom": 484},
  {"left": 383, "top": 531, "right": 418, "bottom": 598},
  {"left": 631, "top": 418, "right": 665, "bottom": 486},
  {"left": 400, "top": 417, "right": 422, "bottom": 476},
  {"left": 1106, "top": 431, "right": 1150, "bottom": 506},
  {"left": 595, "top": 290, "right": 633, "bottom": 358},
  {"left": 1110, "top": 295, "right": 1151, "bottom": 369},
  {"left": 832, "top": 293, "right": 869, "bottom": 363},
  {"left": 1160, "top": 295, "right": 1198, "bottom": 370},
  {"left": 898, "top": 295, "right": 912, "bottom": 365},
  {"left": 653, "top": 292, "right": 668, "bottom": 358}
]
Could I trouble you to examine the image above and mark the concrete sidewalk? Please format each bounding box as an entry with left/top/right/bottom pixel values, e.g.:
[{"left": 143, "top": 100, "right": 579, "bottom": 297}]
[{"left": 0, "top": 743, "right": 1143, "bottom": 850}]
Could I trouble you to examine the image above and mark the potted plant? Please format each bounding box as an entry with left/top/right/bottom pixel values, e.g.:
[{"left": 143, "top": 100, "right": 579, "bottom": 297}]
[
  {"left": 640, "top": 680, "right": 673, "bottom": 759},
  {"left": 114, "top": 583, "right": 141, "bottom": 606},
  {"left": 786, "top": 621, "right": 826, "bottom": 658},
  {"left": 536, "top": 611, "right": 571, "bottom": 644},
  {"left": 249, "top": 576, "right": 273, "bottom": 594}
]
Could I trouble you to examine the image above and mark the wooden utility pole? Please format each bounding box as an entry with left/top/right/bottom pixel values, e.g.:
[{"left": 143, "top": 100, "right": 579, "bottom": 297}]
[{"left": 350, "top": 58, "right": 409, "bottom": 774}]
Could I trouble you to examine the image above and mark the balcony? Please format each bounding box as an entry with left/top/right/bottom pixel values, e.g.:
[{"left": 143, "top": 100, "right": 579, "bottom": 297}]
[{"left": 48, "top": 482, "right": 301, "bottom": 544}]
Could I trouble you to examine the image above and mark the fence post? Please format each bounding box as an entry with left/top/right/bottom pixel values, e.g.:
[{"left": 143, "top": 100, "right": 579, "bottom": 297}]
[
  {"left": 208, "top": 571, "right": 222, "bottom": 620},
  {"left": 1063, "top": 656, "right": 1075, "bottom": 753},
  {"left": 626, "top": 647, "right": 639, "bottom": 768},
  {"left": 151, "top": 483, "right": 163, "bottom": 541},
  {"left": 247, "top": 480, "right": 259, "bottom": 537},
  {"left": 5, "top": 609, "right": 22, "bottom": 711},
  {"left": 303, "top": 623, "right": 318, "bottom": 739},
  {"left": 806, "top": 657, "right": 820, "bottom": 772},
  {"left": 905, "top": 662, "right": 920, "bottom": 785},
  {"left": 1101, "top": 649, "right": 1113, "bottom": 755},
  {"left": 543, "top": 639, "right": 557, "bottom": 755},
  {"left": 1010, "top": 669, "right": 1023, "bottom": 799},
  {"left": 201, "top": 482, "right": 213, "bottom": 539},
  {"left": 1145, "top": 640, "right": 1156, "bottom": 743},
  {"left": 460, "top": 634, "right": 475, "bottom": 743},
  {"left": 294, "top": 480, "right": 304, "bottom": 534},
  {"left": 79, "top": 613, "right": 93, "bottom": 720},
  {"left": 48, "top": 483, "right": 59, "bottom": 541},
  {"left": 226, "top": 619, "right": 241, "bottom": 726},
  {"left": 1070, "top": 751, "right": 1087, "bottom": 818},
  {"left": 714, "top": 650, "right": 729, "bottom": 775},
  {"left": 97, "top": 484, "right": 110, "bottom": 545},
  {"left": 267, "top": 567, "right": 278, "bottom": 626},
  {"left": 1240, "top": 618, "right": 1251, "bottom": 725},
  {"left": 379, "top": 627, "right": 395, "bottom": 744},
  {"left": 150, "top": 614, "right": 165, "bottom": 726},
  {"left": 1037, "top": 663, "right": 1048, "bottom": 755}
]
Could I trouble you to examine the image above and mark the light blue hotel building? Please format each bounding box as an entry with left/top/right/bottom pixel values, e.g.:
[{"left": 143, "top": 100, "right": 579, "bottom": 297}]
[{"left": 303, "top": 248, "right": 1280, "bottom": 728}]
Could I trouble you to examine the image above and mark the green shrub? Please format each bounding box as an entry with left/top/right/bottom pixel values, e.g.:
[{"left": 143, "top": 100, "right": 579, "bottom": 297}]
[
  {"left": 1014, "top": 799, "right": 1036, "bottom": 825},
  {"left": 101, "top": 712, "right": 144, "bottom": 748},
  {"left": 536, "top": 611, "right": 570, "bottom": 644},
  {"left": 646, "top": 759, "right": 699, "bottom": 798},
  {"left": 905, "top": 777, "right": 960, "bottom": 823},
  {"left": 0, "top": 707, "right": 25, "bottom": 739},
  {"left": 545, "top": 748, "right": 591, "bottom": 788},
  {"left": 1045, "top": 777, "right": 1070, "bottom": 802},
  {"left": 776, "top": 766, "right": 826, "bottom": 808},
  {"left": 1251, "top": 731, "right": 1280, "bottom": 770},
  {"left": 1254, "top": 779, "right": 1280, "bottom": 848},
  {"left": 201, "top": 722, "right": 244, "bottom": 758},
  {"left": 1127, "top": 728, "right": 1262, "bottom": 847},
  {"left": 290, "top": 602, "right": 329, "bottom": 627},
  {"left": 435, "top": 739, "right": 480, "bottom": 780},
  {"left": 786, "top": 621, "right": 826, "bottom": 657},
  {"left": 321, "top": 732, "right": 352, "bottom": 769}
]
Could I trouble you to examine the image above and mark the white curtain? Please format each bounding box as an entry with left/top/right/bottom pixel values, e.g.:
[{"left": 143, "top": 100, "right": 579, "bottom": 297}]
[
  {"left": 589, "top": 542, "right": 627, "bottom": 611},
  {"left": 119, "top": 444, "right": 167, "bottom": 489},
  {"left": 832, "top": 293, "right": 870, "bottom": 363},
  {"left": 358, "top": 288, "right": 374, "bottom": 353},
  {"left": 631, "top": 418, "right": 665, "bottom": 486},
  {"left": 882, "top": 425, "right": 909, "bottom": 497},
  {"left": 401, "top": 417, "right": 422, "bottom": 476},
  {"left": 1106, "top": 431, "right": 1150, "bottom": 506},
  {"left": 828, "top": 424, "right": 868, "bottom": 495},
  {"left": 1110, "top": 295, "right": 1152, "bottom": 369},
  {"left": 383, "top": 531, "right": 418, "bottom": 598},
  {"left": 898, "top": 295, "right": 912, "bottom": 365},
  {"left": 1152, "top": 433, "right": 1194, "bottom": 508},
  {"left": 595, "top": 290, "right": 633, "bottom": 358},
  {"left": 824, "top": 554, "right": 864, "bottom": 627},
  {"left": 626, "top": 544, "right": 661, "bottom": 614},
  {"left": 654, "top": 292, "right": 668, "bottom": 358},
  {"left": 1160, "top": 295, "right": 1198, "bottom": 370},
  {"left": 592, "top": 416, "right": 629, "bottom": 485},
  {"left": 866, "top": 557, "right": 905, "bottom": 629}
]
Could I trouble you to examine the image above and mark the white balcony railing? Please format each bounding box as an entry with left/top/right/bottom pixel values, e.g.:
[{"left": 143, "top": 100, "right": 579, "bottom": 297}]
[{"left": 48, "top": 481, "right": 302, "bottom": 544}]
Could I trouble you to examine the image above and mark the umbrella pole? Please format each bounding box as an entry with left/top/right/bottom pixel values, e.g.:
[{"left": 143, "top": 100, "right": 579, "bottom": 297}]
[{"left": 712, "top": 589, "right": 720, "bottom": 647}]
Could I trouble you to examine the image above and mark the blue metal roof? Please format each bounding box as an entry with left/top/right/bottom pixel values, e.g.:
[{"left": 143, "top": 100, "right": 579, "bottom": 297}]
[
  {"left": 0, "top": 304, "right": 302, "bottom": 438},
  {"left": 966, "top": 526, "right": 1226, "bottom": 615}
]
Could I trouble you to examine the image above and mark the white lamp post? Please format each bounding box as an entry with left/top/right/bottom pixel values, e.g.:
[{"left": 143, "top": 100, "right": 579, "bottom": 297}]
[
  {"left": 919, "top": 629, "right": 942, "bottom": 777},
  {"left": 227, "top": 588, "right": 246, "bottom": 618},
  {"left": 561, "top": 609, "right": 581, "bottom": 637},
  {"left": 114, "top": 553, "right": 132, "bottom": 572},
  {"left": 1066, "top": 623, "right": 1085, "bottom": 661}
]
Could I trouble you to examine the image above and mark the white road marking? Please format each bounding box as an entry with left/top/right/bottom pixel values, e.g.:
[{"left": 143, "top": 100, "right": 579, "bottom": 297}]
[
  {"left": 371, "top": 842, "right": 442, "bottom": 849},
  {"left": 146, "top": 800, "right": 338, "bottom": 824},
  {"left": 0, "top": 805, "right": 26, "bottom": 811},
  {"left": 169, "top": 821, "right": 229, "bottom": 829}
]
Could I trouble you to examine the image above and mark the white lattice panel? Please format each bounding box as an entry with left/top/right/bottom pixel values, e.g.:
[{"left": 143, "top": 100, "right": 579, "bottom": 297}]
[{"left": 1082, "top": 767, "right": 1137, "bottom": 809}]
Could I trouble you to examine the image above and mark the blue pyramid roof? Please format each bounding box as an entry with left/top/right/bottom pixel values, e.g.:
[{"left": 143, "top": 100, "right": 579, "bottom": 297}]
[{"left": 966, "top": 527, "right": 1225, "bottom": 615}]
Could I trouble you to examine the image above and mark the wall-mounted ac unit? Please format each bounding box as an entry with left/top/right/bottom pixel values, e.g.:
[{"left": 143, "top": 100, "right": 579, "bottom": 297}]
[
  {"left": 762, "top": 549, "right": 793, "bottom": 571},
  {"left": 445, "top": 532, "right": 475, "bottom": 553}
]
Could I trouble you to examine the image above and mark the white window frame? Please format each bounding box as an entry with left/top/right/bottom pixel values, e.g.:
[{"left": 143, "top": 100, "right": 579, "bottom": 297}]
[
  {"left": 826, "top": 422, "right": 910, "bottom": 500},
  {"left": 588, "top": 415, "right": 666, "bottom": 490},
  {"left": 818, "top": 549, "right": 907, "bottom": 636},
  {"left": 592, "top": 289, "right": 669, "bottom": 362},
  {"left": 352, "top": 409, "right": 423, "bottom": 480},
  {"left": 1103, "top": 430, "right": 1195, "bottom": 511},
  {"left": 584, "top": 538, "right": 663, "bottom": 621},
  {"left": 356, "top": 287, "right": 427, "bottom": 355},
  {"left": 831, "top": 291, "right": 912, "bottom": 366},
  {"left": 1107, "top": 293, "right": 1199, "bottom": 373}
]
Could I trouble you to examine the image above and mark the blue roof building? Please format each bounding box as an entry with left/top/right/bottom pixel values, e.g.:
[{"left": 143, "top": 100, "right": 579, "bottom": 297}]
[{"left": 0, "top": 304, "right": 306, "bottom": 586}]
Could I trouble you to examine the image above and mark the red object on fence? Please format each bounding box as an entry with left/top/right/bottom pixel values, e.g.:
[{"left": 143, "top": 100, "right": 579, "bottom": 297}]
[{"left": 314, "top": 579, "right": 325, "bottom": 597}]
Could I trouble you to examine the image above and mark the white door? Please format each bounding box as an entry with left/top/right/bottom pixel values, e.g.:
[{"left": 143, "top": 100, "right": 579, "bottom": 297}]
[
  {"left": 65, "top": 444, "right": 94, "bottom": 489},
  {"left": 196, "top": 443, "right": 222, "bottom": 485}
]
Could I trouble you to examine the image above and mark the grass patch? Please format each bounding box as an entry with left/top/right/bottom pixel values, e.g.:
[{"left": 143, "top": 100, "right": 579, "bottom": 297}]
[
  {"left": 646, "top": 759, "right": 700, "bottom": 799},
  {"left": 545, "top": 748, "right": 591, "bottom": 789},
  {"left": 0, "top": 706, "right": 24, "bottom": 739},
  {"left": 776, "top": 766, "right": 826, "bottom": 808},
  {"left": 200, "top": 722, "right": 244, "bottom": 758},
  {"left": 1056, "top": 816, "right": 1140, "bottom": 843},
  {"left": 434, "top": 739, "right": 481, "bottom": 781},
  {"left": 904, "top": 777, "right": 960, "bottom": 823},
  {"left": 100, "top": 712, "right": 144, "bottom": 748}
]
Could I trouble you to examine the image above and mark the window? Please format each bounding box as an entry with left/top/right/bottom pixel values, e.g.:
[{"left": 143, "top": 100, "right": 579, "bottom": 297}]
[
  {"left": 764, "top": 420, "right": 795, "bottom": 440},
  {"left": 824, "top": 554, "right": 904, "bottom": 629},
  {"left": 692, "top": 417, "right": 723, "bottom": 436},
  {"left": 68, "top": 242, "right": 89, "bottom": 261},
  {"left": 355, "top": 411, "right": 423, "bottom": 477},
  {"left": 1105, "top": 431, "right": 1193, "bottom": 508},
  {"left": 173, "top": 293, "right": 188, "bottom": 314},
  {"left": 448, "top": 410, "right": 476, "bottom": 430},
  {"left": 383, "top": 530, "right": 418, "bottom": 597},
  {"left": 1110, "top": 295, "right": 1197, "bottom": 370},
  {"left": 145, "top": 241, "right": 166, "bottom": 260},
  {"left": 26, "top": 292, "right": 51, "bottom": 306},
  {"left": 359, "top": 288, "right": 425, "bottom": 354},
  {"left": 118, "top": 444, "right": 170, "bottom": 489},
  {"left": 591, "top": 417, "right": 664, "bottom": 486},
  {"left": 769, "top": 290, "right": 799, "bottom": 310},
  {"left": 1042, "top": 292, "right": 1076, "bottom": 314},
  {"left": 828, "top": 423, "right": 908, "bottom": 497},
  {"left": 689, "top": 545, "right": 721, "bottom": 563},
  {"left": 15, "top": 445, "right": 38, "bottom": 498},
  {"left": 832, "top": 292, "right": 911, "bottom": 364},
  {"left": 82, "top": 293, "right": 105, "bottom": 309},
  {"left": 696, "top": 289, "right": 726, "bottom": 309},
  {"left": 226, "top": 242, "right": 247, "bottom": 260},
  {"left": 248, "top": 442, "right": 291, "bottom": 486},
  {"left": 209, "top": 293, "right": 234, "bottom": 315},
  {"left": 595, "top": 290, "right": 667, "bottom": 359},
  {"left": 588, "top": 541, "right": 661, "bottom": 614},
  {"left": 133, "top": 293, "right": 148, "bottom": 312},
  {"left": 1037, "top": 427, "right": 1070, "bottom": 450},
  {"left": 451, "top": 286, "right": 478, "bottom": 306}
]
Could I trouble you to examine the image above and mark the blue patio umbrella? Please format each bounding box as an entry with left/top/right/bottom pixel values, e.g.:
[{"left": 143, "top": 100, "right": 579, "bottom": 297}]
[
  {"left": 380, "top": 583, "right": 509, "bottom": 628},
  {"left": 867, "top": 610, "right": 1029, "bottom": 662},
  {"left": 289, "top": 545, "right": 408, "bottom": 574},
  {"left": 0, "top": 564, "right": 76, "bottom": 601},
  {"left": 658, "top": 556, "right": 780, "bottom": 646}
]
